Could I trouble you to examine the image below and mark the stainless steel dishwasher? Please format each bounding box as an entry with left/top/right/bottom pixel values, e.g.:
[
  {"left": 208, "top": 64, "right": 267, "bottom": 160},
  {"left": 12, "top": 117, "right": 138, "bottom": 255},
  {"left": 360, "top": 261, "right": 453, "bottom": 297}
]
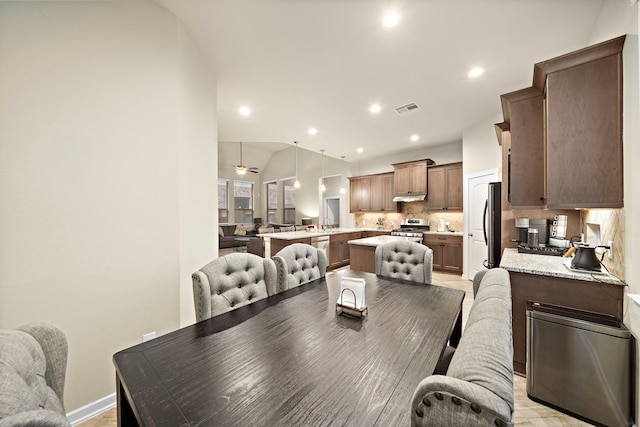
[
  {"left": 526, "top": 301, "right": 634, "bottom": 427},
  {"left": 310, "top": 235, "right": 330, "bottom": 260}
]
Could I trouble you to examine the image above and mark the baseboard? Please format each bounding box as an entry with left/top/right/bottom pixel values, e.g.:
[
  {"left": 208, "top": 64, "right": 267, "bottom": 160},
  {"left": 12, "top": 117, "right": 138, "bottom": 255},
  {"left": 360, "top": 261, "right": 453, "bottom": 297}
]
[{"left": 67, "top": 393, "right": 116, "bottom": 426}]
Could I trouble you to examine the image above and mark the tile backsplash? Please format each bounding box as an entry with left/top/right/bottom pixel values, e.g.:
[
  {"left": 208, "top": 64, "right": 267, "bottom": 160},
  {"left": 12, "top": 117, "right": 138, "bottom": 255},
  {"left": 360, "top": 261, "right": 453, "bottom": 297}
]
[
  {"left": 354, "top": 201, "right": 463, "bottom": 232},
  {"left": 581, "top": 209, "right": 625, "bottom": 279}
]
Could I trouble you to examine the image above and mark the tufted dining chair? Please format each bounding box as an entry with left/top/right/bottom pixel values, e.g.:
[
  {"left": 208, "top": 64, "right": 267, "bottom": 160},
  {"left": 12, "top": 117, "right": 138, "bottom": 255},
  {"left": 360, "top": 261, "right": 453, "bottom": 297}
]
[
  {"left": 0, "top": 323, "right": 70, "bottom": 426},
  {"left": 374, "top": 240, "right": 433, "bottom": 284},
  {"left": 272, "top": 243, "right": 328, "bottom": 292},
  {"left": 192, "top": 253, "right": 277, "bottom": 322}
]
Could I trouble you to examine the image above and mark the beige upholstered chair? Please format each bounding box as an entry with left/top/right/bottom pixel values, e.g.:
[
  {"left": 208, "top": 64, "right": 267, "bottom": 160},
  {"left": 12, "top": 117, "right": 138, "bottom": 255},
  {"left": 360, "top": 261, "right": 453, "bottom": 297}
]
[
  {"left": 272, "top": 243, "right": 328, "bottom": 292},
  {"left": 192, "top": 253, "right": 277, "bottom": 322},
  {"left": 0, "top": 323, "right": 70, "bottom": 426},
  {"left": 374, "top": 240, "right": 433, "bottom": 284}
]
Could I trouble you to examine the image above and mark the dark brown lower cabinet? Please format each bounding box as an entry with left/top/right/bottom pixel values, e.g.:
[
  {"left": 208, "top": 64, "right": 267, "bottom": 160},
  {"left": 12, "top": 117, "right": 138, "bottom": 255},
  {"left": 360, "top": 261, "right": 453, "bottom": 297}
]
[
  {"left": 423, "top": 235, "right": 463, "bottom": 274},
  {"left": 509, "top": 271, "right": 624, "bottom": 376}
]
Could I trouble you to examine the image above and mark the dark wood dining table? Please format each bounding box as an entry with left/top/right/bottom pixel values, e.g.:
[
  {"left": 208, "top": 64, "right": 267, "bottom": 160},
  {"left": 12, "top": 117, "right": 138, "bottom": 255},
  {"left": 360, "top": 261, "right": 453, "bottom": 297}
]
[{"left": 113, "top": 270, "right": 465, "bottom": 427}]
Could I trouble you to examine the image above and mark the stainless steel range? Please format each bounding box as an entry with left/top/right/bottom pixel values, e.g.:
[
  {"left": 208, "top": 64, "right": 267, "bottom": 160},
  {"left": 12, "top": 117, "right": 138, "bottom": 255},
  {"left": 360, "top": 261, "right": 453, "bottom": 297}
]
[{"left": 391, "top": 219, "right": 429, "bottom": 238}]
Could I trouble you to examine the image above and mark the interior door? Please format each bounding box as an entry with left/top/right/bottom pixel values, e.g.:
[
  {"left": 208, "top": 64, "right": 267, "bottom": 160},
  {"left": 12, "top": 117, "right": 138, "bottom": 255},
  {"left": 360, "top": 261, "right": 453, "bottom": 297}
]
[{"left": 466, "top": 169, "right": 499, "bottom": 280}]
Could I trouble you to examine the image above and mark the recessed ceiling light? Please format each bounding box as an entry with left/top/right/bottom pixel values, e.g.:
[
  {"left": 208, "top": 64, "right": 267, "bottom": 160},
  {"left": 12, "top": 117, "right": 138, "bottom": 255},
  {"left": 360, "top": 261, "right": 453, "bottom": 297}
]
[
  {"left": 239, "top": 106, "right": 251, "bottom": 116},
  {"left": 468, "top": 67, "right": 484, "bottom": 78},
  {"left": 383, "top": 13, "right": 399, "bottom": 27},
  {"left": 369, "top": 103, "right": 381, "bottom": 114},
  {"left": 410, "top": 134, "right": 420, "bottom": 142},
  {"left": 357, "top": 147, "right": 364, "bottom": 153},
  {"left": 308, "top": 127, "right": 318, "bottom": 135}
]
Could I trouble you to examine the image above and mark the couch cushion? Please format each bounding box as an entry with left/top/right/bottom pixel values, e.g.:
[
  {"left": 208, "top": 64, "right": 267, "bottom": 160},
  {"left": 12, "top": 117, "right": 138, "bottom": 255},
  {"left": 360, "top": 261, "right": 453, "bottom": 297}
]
[{"left": 0, "top": 330, "right": 65, "bottom": 420}]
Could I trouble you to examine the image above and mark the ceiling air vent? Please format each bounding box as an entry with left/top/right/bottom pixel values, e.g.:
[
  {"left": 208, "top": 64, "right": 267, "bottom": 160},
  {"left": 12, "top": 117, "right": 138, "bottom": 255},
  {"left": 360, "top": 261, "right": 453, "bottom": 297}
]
[{"left": 394, "top": 102, "right": 421, "bottom": 115}]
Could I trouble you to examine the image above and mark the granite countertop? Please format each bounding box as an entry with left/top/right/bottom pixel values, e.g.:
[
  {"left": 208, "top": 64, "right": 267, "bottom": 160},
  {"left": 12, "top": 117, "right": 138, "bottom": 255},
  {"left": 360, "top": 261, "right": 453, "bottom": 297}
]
[
  {"left": 499, "top": 248, "right": 624, "bottom": 285},
  {"left": 423, "top": 231, "right": 464, "bottom": 236},
  {"left": 347, "top": 235, "right": 422, "bottom": 247},
  {"left": 259, "top": 228, "right": 370, "bottom": 240}
]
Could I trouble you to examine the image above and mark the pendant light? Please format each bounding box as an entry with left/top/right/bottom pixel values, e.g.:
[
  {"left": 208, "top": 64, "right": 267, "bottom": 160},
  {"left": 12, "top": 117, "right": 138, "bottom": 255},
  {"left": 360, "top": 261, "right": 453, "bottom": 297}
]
[
  {"left": 294, "top": 141, "right": 301, "bottom": 188},
  {"left": 320, "top": 149, "right": 326, "bottom": 192},
  {"left": 340, "top": 156, "right": 346, "bottom": 194}
]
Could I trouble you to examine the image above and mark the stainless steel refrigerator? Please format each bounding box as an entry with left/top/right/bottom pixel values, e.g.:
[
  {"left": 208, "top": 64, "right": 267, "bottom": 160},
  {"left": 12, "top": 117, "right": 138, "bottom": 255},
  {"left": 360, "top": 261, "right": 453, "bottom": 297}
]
[{"left": 483, "top": 181, "right": 501, "bottom": 269}]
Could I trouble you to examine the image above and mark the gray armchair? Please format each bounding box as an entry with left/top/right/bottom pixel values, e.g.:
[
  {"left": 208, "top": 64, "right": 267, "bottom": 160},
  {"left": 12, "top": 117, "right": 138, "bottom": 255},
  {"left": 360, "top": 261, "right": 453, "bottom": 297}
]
[
  {"left": 192, "top": 253, "right": 277, "bottom": 322},
  {"left": 0, "top": 323, "right": 70, "bottom": 426},
  {"left": 272, "top": 243, "right": 328, "bottom": 292},
  {"left": 374, "top": 240, "right": 433, "bottom": 284}
]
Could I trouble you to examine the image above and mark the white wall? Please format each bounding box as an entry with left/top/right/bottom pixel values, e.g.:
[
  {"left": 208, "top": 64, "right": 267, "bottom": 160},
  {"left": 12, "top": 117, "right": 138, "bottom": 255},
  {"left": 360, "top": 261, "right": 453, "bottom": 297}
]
[
  {"left": 356, "top": 142, "right": 463, "bottom": 176},
  {"left": 177, "top": 22, "right": 218, "bottom": 326},
  {"left": 0, "top": 0, "right": 217, "bottom": 413},
  {"left": 462, "top": 114, "right": 503, "bottom": 177},
  {"left": 261, "top": 146, "right": 354, "bottom": 225}
]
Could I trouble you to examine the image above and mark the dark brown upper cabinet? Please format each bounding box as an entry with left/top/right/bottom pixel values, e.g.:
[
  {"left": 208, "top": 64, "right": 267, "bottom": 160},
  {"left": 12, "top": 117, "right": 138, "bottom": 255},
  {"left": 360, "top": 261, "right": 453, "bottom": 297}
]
[
  {"left": 427, "top": 162, "right": 463, "bottom": 211},
  {"left": 496, "top": 35, "right": 625, "bottom": 210},
  {"left": 497, "top": 88, "right": 546, "bottom": 209},
  {"left": 534, "top": 35, "right": 625, "bottom": 209}
]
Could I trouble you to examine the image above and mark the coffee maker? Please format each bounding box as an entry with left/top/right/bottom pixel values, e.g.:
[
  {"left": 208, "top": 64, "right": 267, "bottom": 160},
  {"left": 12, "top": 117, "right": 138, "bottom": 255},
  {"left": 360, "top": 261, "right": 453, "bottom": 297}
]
[
  {"left": 515, "top": 218, "right": 550, "bottom": 247},
  {"left": 515, "top": 218, "right": 529, "bottom": 244}
]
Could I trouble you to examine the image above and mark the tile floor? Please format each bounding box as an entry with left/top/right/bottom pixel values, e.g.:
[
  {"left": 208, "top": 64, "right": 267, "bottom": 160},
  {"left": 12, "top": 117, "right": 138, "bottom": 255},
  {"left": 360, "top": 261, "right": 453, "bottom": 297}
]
[{"left": 80, "top": 270, "right": 589, "bottom": 426}]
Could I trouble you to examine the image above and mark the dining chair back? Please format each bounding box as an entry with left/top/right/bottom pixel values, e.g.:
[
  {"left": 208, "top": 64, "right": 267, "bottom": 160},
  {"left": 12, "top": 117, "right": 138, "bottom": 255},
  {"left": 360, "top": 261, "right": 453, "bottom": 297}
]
[
  {"left": 375, "top": 240, "right": 433, "bottom": 284},
  {"left": 0, "top": 323, "right": 70, "bottom": 426},
  {"left": 192, "top": 253, "right": 277, "bottom": 321},
  {"left": 272, "top": 243, "right": 328, "bottom": 292}
]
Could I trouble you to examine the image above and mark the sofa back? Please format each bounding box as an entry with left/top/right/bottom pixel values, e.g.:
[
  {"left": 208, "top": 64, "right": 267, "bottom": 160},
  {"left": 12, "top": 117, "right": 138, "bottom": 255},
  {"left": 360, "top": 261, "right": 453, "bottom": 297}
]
[{"left": 411, "top": 268, "right": 514, "bottom": 426}]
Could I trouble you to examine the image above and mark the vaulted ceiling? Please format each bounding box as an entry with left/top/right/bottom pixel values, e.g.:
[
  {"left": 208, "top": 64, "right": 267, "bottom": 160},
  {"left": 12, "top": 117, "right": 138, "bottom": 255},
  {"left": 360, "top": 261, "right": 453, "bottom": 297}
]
[{"left": 154, "top": 0, "right": 608, "bottom": 166}]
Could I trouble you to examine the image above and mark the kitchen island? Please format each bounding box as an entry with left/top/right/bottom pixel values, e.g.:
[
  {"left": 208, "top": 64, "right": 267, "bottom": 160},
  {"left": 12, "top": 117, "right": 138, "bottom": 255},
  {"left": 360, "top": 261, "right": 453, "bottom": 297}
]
[
  {"left": 348, "top": 235, "right": 422, "bottom": 274},
  {"left": 258, "top": 228, "right": 393, "bottom": 269},
  {"left": 499, "top": 248, "right": 625, "bottom": 375}
]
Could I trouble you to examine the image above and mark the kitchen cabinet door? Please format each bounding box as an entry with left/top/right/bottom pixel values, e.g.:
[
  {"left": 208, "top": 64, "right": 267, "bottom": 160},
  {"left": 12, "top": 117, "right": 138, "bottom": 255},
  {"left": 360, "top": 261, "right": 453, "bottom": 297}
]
[
  {"left": 426, "top": 240, "right": 443, "bottom": 270},
  {"left": 423, "top": 235, "right": 463, "bottom": 273},
  {"left": 393, "top": 160, "right": 428, "bottom": 196},
  {"left": 499, "top": 88, "right": 545, "bottom": 208},
  {"left": 427, "top": 163, "right": 463, "bottom": 211},
  {"left": 445, "top": 163, "right": 463, "bottom": 210},
  {"left": 544, "top": 48, "right": 623, "bottom": 208},
  {"left": 382, "top": 173, "right": 398, "bottom": 212},
  {"left": 442, "top": 239, "right": 462, "bottom": 273},
  {"left": 348, "top": 176, "right": 371, "bottom": 213},
  {"left": 427, "top": 167, "right": 446, "bottom": 209}
]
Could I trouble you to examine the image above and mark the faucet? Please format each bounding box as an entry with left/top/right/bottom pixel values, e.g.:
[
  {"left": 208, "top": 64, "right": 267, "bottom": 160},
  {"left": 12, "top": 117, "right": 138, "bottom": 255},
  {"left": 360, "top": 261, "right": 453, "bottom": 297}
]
[{"left": 322, "top": 218, "right": 332, "bottom": 230}]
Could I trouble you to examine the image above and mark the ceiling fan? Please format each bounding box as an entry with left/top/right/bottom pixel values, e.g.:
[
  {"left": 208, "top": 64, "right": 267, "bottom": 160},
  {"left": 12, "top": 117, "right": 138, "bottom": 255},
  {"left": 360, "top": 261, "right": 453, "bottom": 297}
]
[{"left": 233, "top": 142, "right": 259, "bottom": 175}]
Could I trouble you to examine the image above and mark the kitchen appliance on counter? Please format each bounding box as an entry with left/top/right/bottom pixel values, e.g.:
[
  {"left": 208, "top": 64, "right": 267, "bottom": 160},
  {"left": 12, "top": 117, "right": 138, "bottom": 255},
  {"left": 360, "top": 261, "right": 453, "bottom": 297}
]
[
  {"left": 515, "top": 218, "right": 529, "bottom": 243},
  {"left": 513, "top": 218, "right": 551, "bottom": 246},
  {"left": 391, "top": 219, "right": 430, "bottom": 238},
  {"left": 570, "top": 244, "right": 607, "bottom": 271}
]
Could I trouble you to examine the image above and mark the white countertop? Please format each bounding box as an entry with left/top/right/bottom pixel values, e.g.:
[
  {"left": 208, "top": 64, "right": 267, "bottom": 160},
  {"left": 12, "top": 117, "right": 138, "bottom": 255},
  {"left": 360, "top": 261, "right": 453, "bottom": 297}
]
[
  {"left": 499, "top": 248, "right": 624, "bottom": 285},
  {"left": 347, "top": 235, "right": 422, "bottom": 247}
]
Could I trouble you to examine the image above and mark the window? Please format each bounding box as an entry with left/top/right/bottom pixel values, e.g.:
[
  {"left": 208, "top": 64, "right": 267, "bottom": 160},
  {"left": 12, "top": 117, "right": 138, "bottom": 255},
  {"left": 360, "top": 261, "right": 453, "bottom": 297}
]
[
  {"left": 218, "top": 179, "right": 228, "bottom": 224},
  {"left": 234, "top": 181, "right": 253, "bottom": 224},
  {"left": 266, "top": 182, "right": 277, "bottom": 224},
  {"left": 283, "top": 178, "right": 296, "bottom": 224}
]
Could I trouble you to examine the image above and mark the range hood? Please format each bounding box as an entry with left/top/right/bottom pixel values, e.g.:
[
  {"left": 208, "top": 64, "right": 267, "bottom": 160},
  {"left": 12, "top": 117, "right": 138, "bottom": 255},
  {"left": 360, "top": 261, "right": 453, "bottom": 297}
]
[{"left": 392, "top": 194, "right": 427, "bottom": 202}]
